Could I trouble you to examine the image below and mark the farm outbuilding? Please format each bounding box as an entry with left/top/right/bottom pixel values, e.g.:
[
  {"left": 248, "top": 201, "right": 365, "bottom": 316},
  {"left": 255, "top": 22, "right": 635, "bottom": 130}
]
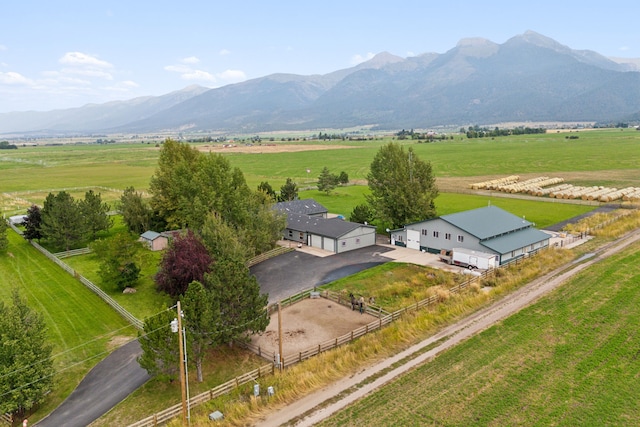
[
  {"left": 139, "top": 230, "right": 169, "bottom": 251},
  {"left": 275, "top": 199, "right": 376, "bottom": 253},
  {"left": 390, "top": 206, "right": 550, "bottom": 265}
]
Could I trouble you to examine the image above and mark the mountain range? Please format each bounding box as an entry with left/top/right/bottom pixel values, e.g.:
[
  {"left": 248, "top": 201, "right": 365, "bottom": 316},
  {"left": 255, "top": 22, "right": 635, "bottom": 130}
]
[{"left": 2, "top": 31, "right": 640, "bottom": 136}]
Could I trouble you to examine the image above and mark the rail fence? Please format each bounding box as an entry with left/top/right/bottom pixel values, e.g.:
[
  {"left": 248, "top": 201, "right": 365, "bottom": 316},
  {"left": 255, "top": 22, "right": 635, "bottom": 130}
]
[
  {"left": 53, "top": 247, "right": 92, "bottom": 258},
  {"left": 246, "top": 245, "right": 294, "bottom": 268},
  {"left": 5, "top": 221, "right": 143, "bottom": 330},
  {"left": 127, "top": 364, "right": 273, "bottom": 427}
]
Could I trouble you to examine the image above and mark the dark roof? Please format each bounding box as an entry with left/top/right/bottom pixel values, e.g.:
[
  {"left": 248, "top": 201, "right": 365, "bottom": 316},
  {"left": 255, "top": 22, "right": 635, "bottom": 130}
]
[
  {"left": 275, "top": 198, "right": 328, "bottom": 216},
  {"left": 285, "top": 212, "right": 374, "bottom": 239},
  {"left": 441, "top": 205, "right": 533, "bottom": 240}
]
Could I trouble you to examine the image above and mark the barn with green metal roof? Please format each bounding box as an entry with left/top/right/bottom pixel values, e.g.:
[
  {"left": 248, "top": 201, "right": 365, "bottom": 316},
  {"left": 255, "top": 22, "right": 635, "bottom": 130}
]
[{"left": 389, "top": 205, "right": 550, "bottom": 265}]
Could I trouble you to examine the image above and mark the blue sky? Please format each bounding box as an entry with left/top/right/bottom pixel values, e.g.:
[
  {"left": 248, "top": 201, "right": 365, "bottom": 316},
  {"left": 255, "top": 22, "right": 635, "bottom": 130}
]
[{"left": 0, "top": 1, "right": 637, "bottom": 113}]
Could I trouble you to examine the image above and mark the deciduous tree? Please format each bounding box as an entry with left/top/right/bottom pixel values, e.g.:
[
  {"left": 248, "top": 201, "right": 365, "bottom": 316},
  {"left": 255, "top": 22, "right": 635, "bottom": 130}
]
[
  {"left": 0, "top": 290, "right": 54, "bottom": 418},
  {"left": 366, "top": 143, "right": 438, "bottom": 229},
  {"left": 349, "top": 203, "right": 375, "bottom": 225},
  {"left": 155, "top": 230, "right": 213, "bottom": 297}
]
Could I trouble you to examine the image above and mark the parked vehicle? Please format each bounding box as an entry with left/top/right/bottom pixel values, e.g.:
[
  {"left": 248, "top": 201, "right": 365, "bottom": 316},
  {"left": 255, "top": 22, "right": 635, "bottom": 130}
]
[{"left": 439, "top": 248, "right": 498, "bottom": 270}]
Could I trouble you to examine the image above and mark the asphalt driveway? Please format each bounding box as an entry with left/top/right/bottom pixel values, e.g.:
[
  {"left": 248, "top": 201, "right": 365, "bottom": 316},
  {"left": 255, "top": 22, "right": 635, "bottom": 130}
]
[
  {"left": 251, "top": 245, "right": 396, "bottom": 303},
  {"left": 34, "top": 340, "right": 150, "bottom": 427}
]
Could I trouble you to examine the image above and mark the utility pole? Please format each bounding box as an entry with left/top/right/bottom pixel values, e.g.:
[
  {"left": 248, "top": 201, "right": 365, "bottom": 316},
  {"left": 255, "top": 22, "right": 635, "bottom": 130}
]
[
  {"left": 176, "top": 301, "right": 188, "bottom": 426},
  {"left": 278, "top": 302, "right": 283, "bottom": 372}
]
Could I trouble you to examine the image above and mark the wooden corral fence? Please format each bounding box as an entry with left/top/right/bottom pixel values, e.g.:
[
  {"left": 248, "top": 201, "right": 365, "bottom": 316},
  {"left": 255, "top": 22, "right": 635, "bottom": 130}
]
[
  {"left": 246, "top": 246, "right": 294, "bottom": 267},
  {"left": 127, "top": 364, "right": 273, "bottom": 427},
  {"left": 53, "top": 247, "right": 92, "bottom": 258},
  {"left": 0, "top": 413, "right": 12, "bottom": 426}
]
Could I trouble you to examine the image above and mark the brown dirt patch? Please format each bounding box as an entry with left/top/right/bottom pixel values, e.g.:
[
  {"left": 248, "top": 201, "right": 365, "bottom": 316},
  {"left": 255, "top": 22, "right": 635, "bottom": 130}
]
[
  {"left": 195, "top": 144, "right": 360, "bottom": 154},
  {"left": 250, "top": 298, "right": 375, "bottom": 357}
]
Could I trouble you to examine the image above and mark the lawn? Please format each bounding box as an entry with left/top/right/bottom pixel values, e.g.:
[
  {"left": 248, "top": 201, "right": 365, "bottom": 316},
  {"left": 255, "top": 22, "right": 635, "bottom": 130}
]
[
  {"left": 0, "top": 230, "right": 138, "bottom": 422},
  {"left": 319, "top": 242, "right": 640, "bottom": 426}
]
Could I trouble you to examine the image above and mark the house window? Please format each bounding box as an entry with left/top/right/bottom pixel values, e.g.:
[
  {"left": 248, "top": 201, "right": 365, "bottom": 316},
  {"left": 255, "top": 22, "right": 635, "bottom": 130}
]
[
  {"left": 457, "top": 235, "right": 464, "bottom": 243},
  {"left": 356, "top": 238, "right": 360, "bottom": 244},
  {"left": 445, "top": 233, "right": 451, "bottom": 240},
  {"left": 288, "top": 230, "right": 293, "bottom": 238},
  {"left": 421, "top": 229, "right": 428, "bottom": 236},
  {"left": 341, "top": 241, "right": 346, "bottom": 246},
  {"left": 433, "top": 231, "right": 439, "bottom": 238}
]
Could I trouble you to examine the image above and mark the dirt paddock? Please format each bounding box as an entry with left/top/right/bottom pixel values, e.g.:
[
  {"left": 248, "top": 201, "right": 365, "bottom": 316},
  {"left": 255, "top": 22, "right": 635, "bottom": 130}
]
[{"left": 250, "top": 298, "right": 375, "bottom": 357}]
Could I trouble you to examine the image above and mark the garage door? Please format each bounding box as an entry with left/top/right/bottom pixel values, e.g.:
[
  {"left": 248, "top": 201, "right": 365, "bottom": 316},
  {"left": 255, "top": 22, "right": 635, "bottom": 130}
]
[{"left": 407, "top": 229, "right": 420, "bottom": 250}]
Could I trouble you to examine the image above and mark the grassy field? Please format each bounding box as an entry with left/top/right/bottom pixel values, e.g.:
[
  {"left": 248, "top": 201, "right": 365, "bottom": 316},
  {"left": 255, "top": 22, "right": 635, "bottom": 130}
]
[
  {"left": 318, "top": 243, "right": 640, "bottom": 426},
  {"left": 0, "top": 230, "right": 138, "bottom": 422}
]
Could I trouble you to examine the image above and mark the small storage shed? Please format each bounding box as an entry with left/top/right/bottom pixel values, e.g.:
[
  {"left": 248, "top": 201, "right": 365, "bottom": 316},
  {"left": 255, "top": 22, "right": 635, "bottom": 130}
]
[{"left": 139, "top": 230, "right": 169, "bottom": 251}]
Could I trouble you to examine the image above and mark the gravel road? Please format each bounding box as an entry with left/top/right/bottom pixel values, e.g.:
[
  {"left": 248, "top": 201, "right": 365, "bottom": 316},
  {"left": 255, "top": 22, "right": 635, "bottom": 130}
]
[{"left": 257, "top": 229, "right": 640, "bottom": 426}]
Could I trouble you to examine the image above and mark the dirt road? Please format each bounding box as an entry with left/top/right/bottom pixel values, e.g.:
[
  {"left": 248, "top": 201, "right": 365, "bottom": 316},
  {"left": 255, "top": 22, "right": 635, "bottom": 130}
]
[{"left": 257, "top": 230, "right": 640, "bottom": 426}]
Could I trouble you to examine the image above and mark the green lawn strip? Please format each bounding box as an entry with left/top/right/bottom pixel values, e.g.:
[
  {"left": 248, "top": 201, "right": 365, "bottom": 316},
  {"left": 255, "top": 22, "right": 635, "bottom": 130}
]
[
  {"left": 319, "top": 245, "right": 640, "bottom": 426},
  {"left": 0, "top": 230, "right": 137, "bottom": 422}
]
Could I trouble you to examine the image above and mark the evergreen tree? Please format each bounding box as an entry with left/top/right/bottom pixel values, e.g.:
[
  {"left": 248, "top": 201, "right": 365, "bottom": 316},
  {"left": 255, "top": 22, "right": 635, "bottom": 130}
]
[
  {"left": 119, "top": 186, "right": 151, "bottom": 234},
  {"left": 40, "top": 191, "right": 87, "bottom": 251},
  {"left": 80, "top": 190, "right": 113, "bottom": 239},
  {"left": 181, "top": 281, "right": 220, "bottom": 382},
  {"left": 0, "top": 218, "right": 8, "bottom": 253},
  {"left": 0, "top": 290, "right": 54, "bottom": 418},
  {"left": 138, "top": 309, "right": 180, "bottom": 381},
  {"left": 366, "top": 143, "right": 438, "bottom": 229},
  {"left": 91, "top": 232, "right": 143, "bottom": 291},
  {"left": 317, "top": 166, "right": 337, "bottom": 194},
  {"left": 279, "top": 178, "right": 298, "bottom": 202},
  {"left": 203, "top": 257, "right": 269, "bottom": 345},
  {"left": 257, "top": 181, "right": 277, "bottom": 201},
  {"left": 338, "top": 171, "right": 349, "bottom": 185},
  {"left": 23, "top": 205, "right": 43, "bottom": 241},
  {"left": 349, "top": 203, "right": 375, "bottom": 225}
]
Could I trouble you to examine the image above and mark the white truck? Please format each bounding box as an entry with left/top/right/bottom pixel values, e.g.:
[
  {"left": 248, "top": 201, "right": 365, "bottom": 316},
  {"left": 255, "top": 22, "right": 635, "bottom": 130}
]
[{"left": 439, "top": 248, "right": 498, "bottom": 270}]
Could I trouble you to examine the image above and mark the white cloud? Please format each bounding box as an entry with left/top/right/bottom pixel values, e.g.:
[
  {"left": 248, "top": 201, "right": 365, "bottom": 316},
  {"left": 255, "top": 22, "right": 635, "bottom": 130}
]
[
  {"left": 219, "top": 49, "right": 231, "bottom": 56},
  {"left": 181, "top": 56, "right": 200, "bottom": 64},
  {"left": 59, "top": 52, "right": 113, "bottom": 68},
  {"left": 0, "top": 71, "right": 34, "bottom": 85},
  {"left": 406, "top": 51, "right": 415, "bottom": 57},
  {"left": 217, "top": 69, "right": 246, "bottom": 82},
  {"left": 165, "top": 59, "right": 246, "bottom": 85},
  {"left": 0, "top": 44, "right": 7, "bottom": 51},
  {"left": 182, "top": 69, "right": 216, "bottom": 82},
  {"left": 351, "top": 52, "right": 375, "bottom": 65},
  {"left": 619, "top": 46, "right": 629, "bottom": 52}
]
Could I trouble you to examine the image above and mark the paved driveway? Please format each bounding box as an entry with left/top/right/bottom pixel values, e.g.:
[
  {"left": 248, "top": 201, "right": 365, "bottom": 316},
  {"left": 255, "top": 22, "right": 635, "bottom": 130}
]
[{"left": 251, "top": 245, "right": 396, "bottom": 304}]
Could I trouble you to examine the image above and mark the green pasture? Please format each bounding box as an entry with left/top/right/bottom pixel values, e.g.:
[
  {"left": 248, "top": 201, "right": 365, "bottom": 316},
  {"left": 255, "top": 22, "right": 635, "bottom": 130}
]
[
  {"left": 320, "top": 244, "right": 640, "bottom": 426},
  {"left": 1, "top": 129, "right": 639, "bottom": 197},
  {"left": 0, "top": 230, "right": 138, "bottom": 420},
  {"left": 299, "top": 187, "right": 594, "bottom": 229}
]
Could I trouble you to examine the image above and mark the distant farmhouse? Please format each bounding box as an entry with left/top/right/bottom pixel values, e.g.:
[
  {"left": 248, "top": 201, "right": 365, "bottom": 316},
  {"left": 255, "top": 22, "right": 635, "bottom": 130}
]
[
  {"left": 275, "top": 198, "right": 376, "bottom": 254},
  {"left": 389, "top": 206, "right": 550, "bottom": 265}
]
